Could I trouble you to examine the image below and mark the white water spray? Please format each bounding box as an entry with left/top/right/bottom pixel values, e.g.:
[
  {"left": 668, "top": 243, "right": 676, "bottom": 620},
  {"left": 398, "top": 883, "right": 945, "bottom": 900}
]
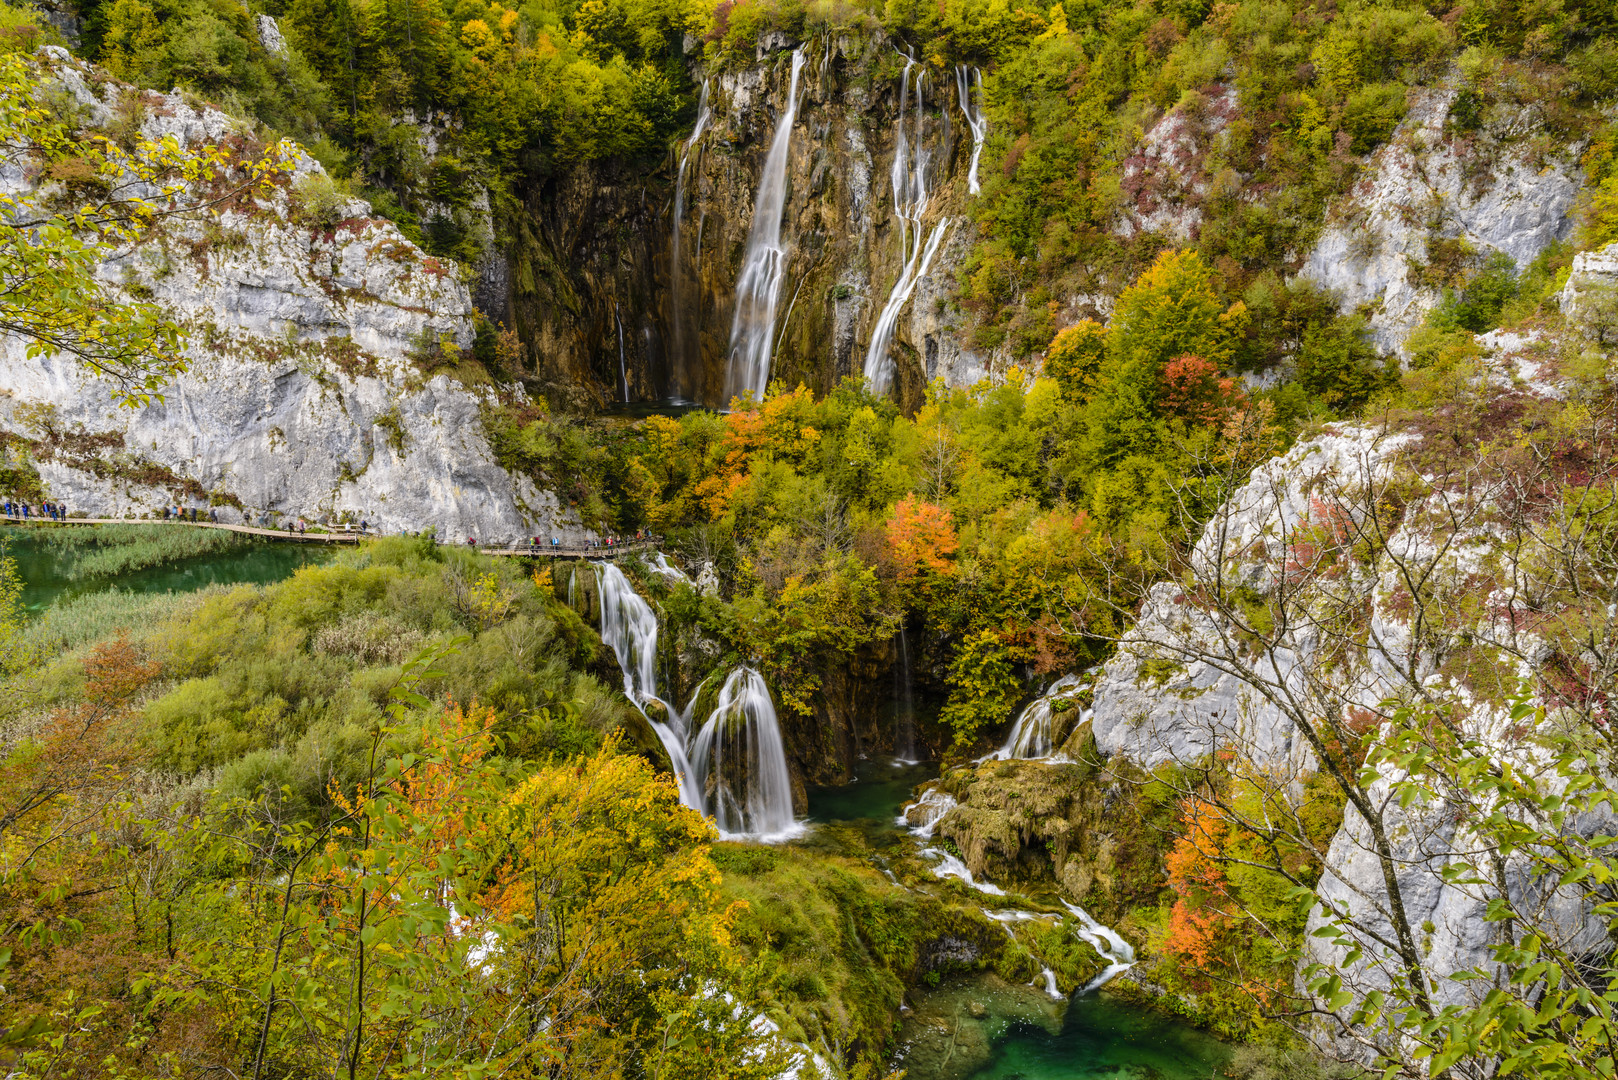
[
  {"left": 690, "top": 667, "right": 803, "bottom": 840},
  {"left": 725, "top": 49, "right": 806, "bottom": 407},
  {"left": 987, "top": 674, "right": 1087, "bottom": 761},
  {"left": 670, "top": 80, "right": 712, "bottom": 399},
  {"left": 592, "top": 562, "right": 704, "bottom": 810},
  {"left": 1061, "top": 900, "right": 1137, "bottom": 991},
  {"left": 864, "top": 60, "right": 949, "bottom": 395},
  {"left": 898, "top": 786, "right": 956, "bottom": 838},
  {"left": 955, "top": 65, "right": 986, "bottom": 196},
  {"left": 592, "top": 565, "right": 801, "bottom": 840}
]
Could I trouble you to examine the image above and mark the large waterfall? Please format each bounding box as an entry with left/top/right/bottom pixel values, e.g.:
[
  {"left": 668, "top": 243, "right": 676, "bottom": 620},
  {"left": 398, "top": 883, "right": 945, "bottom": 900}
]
[
  {"left": 690, "top": 667, "right": 803, "bottom": 840},
  {"left": 724, "top": 49, "right": 806, "bottom": 407},
  {"left": 670, "top": 79, "right": 712, "bottom": 400},
  {"left": 591, "top": 562, "right": 800, "bottom": 840},
  {"left": 864, "top": 59, "right": 950, "bottom": 396},
  {"left": 955, "top": 65, "right": 986, "bottom": 196}
]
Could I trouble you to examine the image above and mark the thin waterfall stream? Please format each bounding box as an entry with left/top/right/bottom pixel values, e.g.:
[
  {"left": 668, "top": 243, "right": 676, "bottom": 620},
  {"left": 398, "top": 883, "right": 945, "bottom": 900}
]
[
  {"left": 955, "top": 64, "right": 987, "bottom": 196},
  {"left": 724, "top": 48, "right": 806, "bottom": 406},
  {"left": 669, "top": 79, "right": 712, "bottom": 400},
  {"left": 864, "top": 59, "right": 949, "bottom": 395}
]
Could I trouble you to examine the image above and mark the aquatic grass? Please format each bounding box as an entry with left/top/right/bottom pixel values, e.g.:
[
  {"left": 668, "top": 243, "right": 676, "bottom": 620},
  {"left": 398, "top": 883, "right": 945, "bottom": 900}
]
[
  {"left": 2, "top": 524, "right": 254, "bottom": 580},
  {"left": 22, "top": 584, "right": 228, "bottom": 655}
]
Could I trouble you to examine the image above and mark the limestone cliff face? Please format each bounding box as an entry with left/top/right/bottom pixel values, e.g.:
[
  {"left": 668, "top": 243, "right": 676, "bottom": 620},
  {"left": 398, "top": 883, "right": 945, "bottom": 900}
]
[
  {"left": 2, "top": 49, "right": 581, "bottom": 544},
  {"left": 503, "top": 35, "right": 988, "bottom": 412},
  {"left": 1301, "top": 85, "right": 1579, "bottom": 354}
]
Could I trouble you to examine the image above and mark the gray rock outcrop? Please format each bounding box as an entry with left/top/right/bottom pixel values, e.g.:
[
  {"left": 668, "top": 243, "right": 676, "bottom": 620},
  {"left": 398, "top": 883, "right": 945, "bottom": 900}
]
[
  {"left": 1301, "top": 86, "right": 1579, "bottom": 354},
  {"left": 1, "top": 51, "right": 580, "bottom": 544}
]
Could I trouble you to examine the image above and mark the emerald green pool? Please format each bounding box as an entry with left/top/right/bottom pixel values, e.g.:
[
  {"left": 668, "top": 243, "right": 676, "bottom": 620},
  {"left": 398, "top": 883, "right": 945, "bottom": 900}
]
[
  {"left": 4, "top": 527, "right": 334, "bottom": 616},
  {"left": 962, "top": 994, "right": 1230, "bottom": 1079},
  {"left": 804, "top": 766, "right": 1230, "bottom": 1080}
]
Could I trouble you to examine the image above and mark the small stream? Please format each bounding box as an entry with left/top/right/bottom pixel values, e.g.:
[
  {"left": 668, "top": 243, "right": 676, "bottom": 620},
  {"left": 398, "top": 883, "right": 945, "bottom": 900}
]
[{"left": 804, "top": 763, "right": 1229, "bottom": 1080}]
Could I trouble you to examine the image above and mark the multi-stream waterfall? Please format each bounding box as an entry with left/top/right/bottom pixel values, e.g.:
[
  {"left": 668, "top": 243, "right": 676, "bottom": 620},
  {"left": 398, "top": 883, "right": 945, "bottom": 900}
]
[
  {"left": 591, "top": 561, "right": 799, "bottom": 839},
  {"left": 690, "top": 667, "right": 802, "bottom": 840},
  {"left": 955, "top": 65, "right": 986, "bottom": 196},
  {"left": 670, "top": 79, "right": 712, "bottom": 400},
  {"left": 724, "top": 48, "right": 806, "bottom": 407},
  {"left": 864, "top": 59, "right": 949, "bottom": 396},
  {"left": 988, "top": 674, "right": 1086, "bottom": 760}
]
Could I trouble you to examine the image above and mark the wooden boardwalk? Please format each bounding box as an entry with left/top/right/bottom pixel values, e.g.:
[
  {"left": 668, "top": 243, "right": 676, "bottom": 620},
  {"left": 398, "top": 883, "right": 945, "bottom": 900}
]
[
  {"left": 478, "top": 540, "right": 659, "bottom": 559},
  {"left": 3, "top": 516, "right": 362, "bottom": 543},
  {"left": 3, "top": 516, "right": 659, "bottom": 556}
]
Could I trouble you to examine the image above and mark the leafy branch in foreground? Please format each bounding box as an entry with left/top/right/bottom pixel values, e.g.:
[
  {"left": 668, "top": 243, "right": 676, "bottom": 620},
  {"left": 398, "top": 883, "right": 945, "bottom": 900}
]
[{"left": 0, "top": 52, "right": 292, "bottom": 404}]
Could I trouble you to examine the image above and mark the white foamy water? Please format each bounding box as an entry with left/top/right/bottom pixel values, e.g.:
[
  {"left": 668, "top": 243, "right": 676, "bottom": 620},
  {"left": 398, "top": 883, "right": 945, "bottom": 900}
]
[
  {"left": 955, "top": 65, "right": 986, "bottom": 196},
  {"left": 691, "top": 666, "right": 806, "bottom": 842},
  {"left": 986, "top": 674, "right": 1087, "bottom": 761},
  {"left": 919, "top": 846, "right": 1006, "bottom": 895},
  {"left": 898, "top": 786, "right": 957, "bottom": 838},
  {"left": 865, "top": 58, "right": 949, "bottom": 395},
  {"left": 593, "top": 564, "right": 801, "bottom": 841},
  {"left": 1061, "top": 900, "right": 1137, "bottom": 991}
]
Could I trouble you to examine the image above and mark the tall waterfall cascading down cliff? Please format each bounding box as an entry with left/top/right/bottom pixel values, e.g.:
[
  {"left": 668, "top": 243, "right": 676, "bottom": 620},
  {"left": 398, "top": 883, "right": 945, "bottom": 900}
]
[
  {"left": 864, "top": 59, "right": 950, "bottom": 396},
  {"left": 955, "top": 65, "right": 986, "bottom": 196},
  {"left": 670, "top": 79, "right": 712, "bottom": 401},
  {"left": 592, "top": 562, "right": 799, "bottom": 840},
  {"left": 724, "top": 49, "right": 807, "bottom": 407}
]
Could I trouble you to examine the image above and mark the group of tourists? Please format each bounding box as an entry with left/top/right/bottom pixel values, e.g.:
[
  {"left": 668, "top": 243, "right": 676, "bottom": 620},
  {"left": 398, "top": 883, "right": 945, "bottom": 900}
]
[
  {"left": 3, "top": 500, "right": 67, "bottom": 520},
  {"left": 523, "top": 529, "right": 654, "bottom": 554},
  {"left": 162, "top": 505, "right": 218, "bottom": 523}
]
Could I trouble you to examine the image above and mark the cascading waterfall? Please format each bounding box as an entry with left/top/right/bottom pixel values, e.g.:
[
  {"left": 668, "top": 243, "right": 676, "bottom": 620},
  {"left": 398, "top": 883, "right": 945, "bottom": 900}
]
[
  {"left": 987, "top": 674, "right": 1086, "bottom": 760},
  {"left": 724, "top": 49, "right": 806, "bottom": 407},
  {"left": 669, "top": 79, "right": 712, "bottom": 400},
  {"left": 864, "top": 59, "right": 949, "bottom": 396},
  {"left": 592, "top": 562, "right": 704, "bottom": 811},
  {"left": 690, "top": 667, "right": 802, "bottom": 840},
  {"left": 894, "top": 625, "right": 916, "bottom": 762},
  {"left": 592, "top": 563, "right": 799, "bottom": 840},
  {"left": 955, "top": 65, "right": 987, "bottom": 196},
  {"left": 1061, "top": 900, "right": 1137, "bottom": 991}
]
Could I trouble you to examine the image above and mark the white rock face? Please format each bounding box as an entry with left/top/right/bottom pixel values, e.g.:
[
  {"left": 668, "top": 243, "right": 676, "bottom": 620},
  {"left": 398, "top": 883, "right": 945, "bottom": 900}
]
[
  {"left": 1091, "top": 428, "right": 1413, "bottom": 772},
  {"left": 1114, "top": 85, "right": 1240, "bottom": 244},
  {"left": 1301, "top": 87, "right": 1579, "bottom": 354},
  {"left": 1558, "top": 241, "right": 1618, "bottom": 326},
  {"left": 1, "top": 51, "right": 580, "bottom": 544},
  {"left": 255, "top": 14, "right": 288, "bottom": 60}
]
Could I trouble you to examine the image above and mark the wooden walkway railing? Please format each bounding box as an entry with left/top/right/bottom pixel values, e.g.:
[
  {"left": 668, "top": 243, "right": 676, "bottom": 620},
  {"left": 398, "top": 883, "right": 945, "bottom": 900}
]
[
  {"left": 3, "top": 516, "right": 363, "bottom": 543},
  {"left": 3, "top": 515, "right": 659, "bottom": 556}
]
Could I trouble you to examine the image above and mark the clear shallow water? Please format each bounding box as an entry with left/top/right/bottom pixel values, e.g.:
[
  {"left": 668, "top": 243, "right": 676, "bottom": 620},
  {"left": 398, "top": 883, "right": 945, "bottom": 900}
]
[
  {"left": 963, "top": 995, "right": 1230, "bottom": 1080},
  {"left": 805, "top": 758, "right": 937, "bottom": 827},
  {"left": 803, "top": 765, "right": 1228, "bottom": 1080},
  {"left": 4, "top": 528, "right": 334, "bottom": 616}
]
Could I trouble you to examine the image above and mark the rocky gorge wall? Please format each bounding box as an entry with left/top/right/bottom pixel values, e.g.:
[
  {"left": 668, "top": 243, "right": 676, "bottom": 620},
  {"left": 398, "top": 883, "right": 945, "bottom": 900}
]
[
  {"left": 2, "top": 50, "right": 582, "bottom": 544},
  {"left": 500, "top": 34, "right": 989, "bottom": 413}
]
